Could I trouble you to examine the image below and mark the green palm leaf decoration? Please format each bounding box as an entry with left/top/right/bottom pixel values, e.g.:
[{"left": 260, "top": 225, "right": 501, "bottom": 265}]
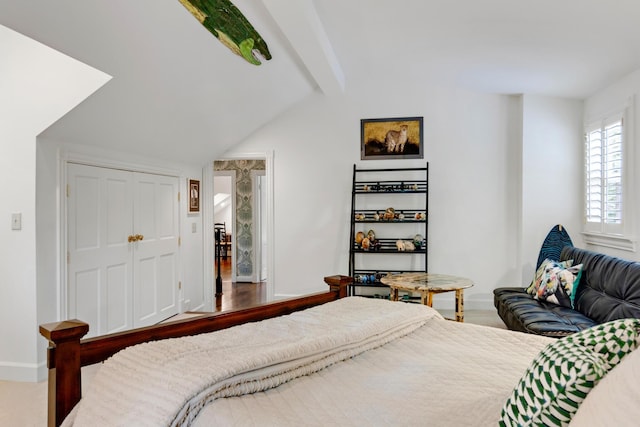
[{"left": 178, "top": 0, "right": 272, "bottom": 65}]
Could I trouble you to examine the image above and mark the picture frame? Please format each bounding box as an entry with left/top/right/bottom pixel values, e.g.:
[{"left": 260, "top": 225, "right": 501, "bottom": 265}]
[
  {"left": 361, "top": 116, "right": 423, "bottom": 160},
  {"left": 188, "top": 179, "right": 200, "bottom": 213}
]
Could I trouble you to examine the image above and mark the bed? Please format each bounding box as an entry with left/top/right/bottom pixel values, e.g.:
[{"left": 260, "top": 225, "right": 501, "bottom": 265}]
[{"left": 40, "top": 275, "right": 640, "bottom": 426}]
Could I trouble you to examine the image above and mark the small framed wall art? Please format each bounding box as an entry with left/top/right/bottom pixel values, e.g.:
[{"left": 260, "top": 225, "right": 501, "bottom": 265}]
[
  {"left": 361, "top": 116, "right": 423, "bottom": 160},
  {"left": 188, "top": 179, "right": 200, "bottom": 213}
]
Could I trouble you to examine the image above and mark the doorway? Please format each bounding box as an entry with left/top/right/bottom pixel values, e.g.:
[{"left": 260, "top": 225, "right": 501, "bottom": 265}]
[
  {"left": 213, "top": 173, "right": 234, "bottom": 281},
  {"left": 210, "top": 155, "right": 273, "bottom": 301}
]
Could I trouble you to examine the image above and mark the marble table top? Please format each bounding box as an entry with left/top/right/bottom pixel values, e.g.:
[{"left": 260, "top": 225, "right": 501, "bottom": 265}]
[{"left": 380, "top": 273, "right": 474, "bottom": 292}]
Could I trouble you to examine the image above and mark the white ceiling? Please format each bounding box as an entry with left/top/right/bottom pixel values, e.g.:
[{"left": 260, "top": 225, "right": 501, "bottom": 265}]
[{"left": 3, "top": 0, "right": 640, "bottom": 164}]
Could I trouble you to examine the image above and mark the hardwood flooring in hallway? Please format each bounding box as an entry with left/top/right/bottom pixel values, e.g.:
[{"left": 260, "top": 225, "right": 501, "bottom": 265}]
[{"left": 213, "top": 257, "right": 267, "bottom": 312}]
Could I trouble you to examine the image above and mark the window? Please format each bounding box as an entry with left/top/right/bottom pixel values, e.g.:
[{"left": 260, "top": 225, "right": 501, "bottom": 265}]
[
  {"left": 583, "top": 101, "right": 634, "bottom": 251},
  {"left": 585, "top": 118, "right": 623, "bottom": 227}
]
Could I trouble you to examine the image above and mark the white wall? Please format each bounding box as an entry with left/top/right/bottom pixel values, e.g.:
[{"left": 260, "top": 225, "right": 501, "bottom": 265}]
[
  {"left": 227, "top": 78, "right": 584, "bottom": 309},
  {"left": 583, "top": 69, "right": 640, "bottom": 260},
  {"left": 520, "top": 95, "right": 585, "bottom": 282},
  {"left": 0, "top": 25, "right": 110, "bottom": 381}
]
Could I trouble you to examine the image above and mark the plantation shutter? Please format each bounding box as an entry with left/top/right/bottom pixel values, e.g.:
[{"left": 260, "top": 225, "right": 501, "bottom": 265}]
[{"left": 584, "top": 116, "right": 624, "bottom": 234}]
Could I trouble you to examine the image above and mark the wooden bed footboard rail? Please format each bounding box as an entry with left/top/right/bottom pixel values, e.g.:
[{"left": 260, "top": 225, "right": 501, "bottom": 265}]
[{"left": 39, "top": 275, "right": 351, "bottom": 427}]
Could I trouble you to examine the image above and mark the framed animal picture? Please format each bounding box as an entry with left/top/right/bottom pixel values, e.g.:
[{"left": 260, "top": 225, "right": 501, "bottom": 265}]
[
  {"left": 188, "top": 179, "right": 200, "bottom": 213},
  {"left": 361, "top": 117, "right": 423, "bottom": 160}
]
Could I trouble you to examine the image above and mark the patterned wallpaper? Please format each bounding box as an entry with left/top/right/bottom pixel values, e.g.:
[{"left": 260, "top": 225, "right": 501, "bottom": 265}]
[{"left": 214, "top": 160, "right": 266, "bottom": 278}]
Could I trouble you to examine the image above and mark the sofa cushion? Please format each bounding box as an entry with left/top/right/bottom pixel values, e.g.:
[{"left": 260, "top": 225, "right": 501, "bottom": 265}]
[
  {"left": 561, "top": 247, "right": 640, "bottom": 323},
  {"left": 500, "top": 318, "right": 640, "bottom": 427},
  {"left": 494, "top": 287, "right": 596, "bottom": 337},
  {"left": 526, "top": 258, "right": 583, "bottom": 308}
]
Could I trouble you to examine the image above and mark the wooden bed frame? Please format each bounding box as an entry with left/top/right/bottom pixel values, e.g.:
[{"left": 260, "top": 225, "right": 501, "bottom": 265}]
[{"left": 39, "top": 275, "right": 351, "bottom": 427}]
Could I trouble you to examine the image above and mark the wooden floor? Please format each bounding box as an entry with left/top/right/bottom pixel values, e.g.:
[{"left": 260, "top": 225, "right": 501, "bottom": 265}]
[{"left": 212, "top": 257, "right": 267, "bottom": 312}]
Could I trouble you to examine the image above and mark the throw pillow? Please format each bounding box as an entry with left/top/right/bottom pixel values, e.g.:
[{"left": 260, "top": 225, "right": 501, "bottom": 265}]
[
  {"left": 499, "top": 319, "right": 640, "bottom": 427},
  {"left": 527, "top": 258, "right": 573, "bottom": 294},
  {"left": 526, "top": 258, "right": 583, "bottom": 308}
]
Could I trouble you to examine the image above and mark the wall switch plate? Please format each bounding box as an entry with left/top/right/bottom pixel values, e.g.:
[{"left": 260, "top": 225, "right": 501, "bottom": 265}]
[
  {"left": 11, "top": 213, "right": 22, "bottom": 230},
  {"left": 192, "top": 222, "right": 197, "bottom": 233}
]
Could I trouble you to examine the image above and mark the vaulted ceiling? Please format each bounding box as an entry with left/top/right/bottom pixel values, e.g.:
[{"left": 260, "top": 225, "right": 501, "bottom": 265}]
[{"left": 2, "top": 0, "right": 640, "bottom": 164}]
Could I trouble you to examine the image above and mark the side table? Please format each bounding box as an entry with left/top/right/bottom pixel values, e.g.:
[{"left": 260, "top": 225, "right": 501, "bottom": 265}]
[{"left": 381, "top": 273, "right": 474, "bottom": 322}]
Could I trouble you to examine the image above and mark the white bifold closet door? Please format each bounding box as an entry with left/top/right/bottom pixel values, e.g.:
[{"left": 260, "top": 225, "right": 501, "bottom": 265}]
[{"left": 67, "top": 163, "right": 180, "bottom": 337}]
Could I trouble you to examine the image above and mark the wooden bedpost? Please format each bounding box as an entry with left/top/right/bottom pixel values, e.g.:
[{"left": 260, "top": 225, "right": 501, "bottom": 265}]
[
  {"left": 39, "top": 319, "right": 89, "bottom": 427},
  {"left": 324, "top": 275, "right": 351, "bottom": 298}
]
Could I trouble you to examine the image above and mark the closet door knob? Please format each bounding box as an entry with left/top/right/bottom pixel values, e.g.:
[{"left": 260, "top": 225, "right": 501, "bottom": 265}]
[
  {"left": 127, "top": 235, "right": 135, "bottom": 243},
  {"left": 135, "top": 234, "right": 144, "bottom": 241}
]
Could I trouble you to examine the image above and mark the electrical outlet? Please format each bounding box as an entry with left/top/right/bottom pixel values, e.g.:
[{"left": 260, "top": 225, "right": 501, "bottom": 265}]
[{"left": 11, "top": 213, "right": 21, "bottom": 230}]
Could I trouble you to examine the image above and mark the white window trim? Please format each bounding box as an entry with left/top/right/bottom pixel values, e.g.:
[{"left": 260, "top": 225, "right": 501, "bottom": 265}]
[
  {"left": 581, "top": 232, "right": 636, "bottom": 252},
  {"left": 583, "top": 96, "right": 636, "bottom": 252}
]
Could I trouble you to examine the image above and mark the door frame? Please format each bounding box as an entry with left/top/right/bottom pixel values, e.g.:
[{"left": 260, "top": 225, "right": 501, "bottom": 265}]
[
  {"left": 58, "top": 150, "right": 182, "bottom": 320},
  {"left": 252, "top": 169, "right": 267, "bottom": 282},
  {"left": 212, "top": 170, "right": 237, "bottom": 281},
  {"left": 206, "top": 151, "right": 275, "bottom": 301}
]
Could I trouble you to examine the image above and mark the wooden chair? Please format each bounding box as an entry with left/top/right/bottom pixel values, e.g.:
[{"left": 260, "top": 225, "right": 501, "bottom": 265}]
[{"left": 214, "top": 222, "right": 228, "bottom": 259}]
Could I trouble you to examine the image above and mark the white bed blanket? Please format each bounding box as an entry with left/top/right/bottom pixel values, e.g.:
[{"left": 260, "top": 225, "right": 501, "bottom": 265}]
[
  {"left": 65, "top": 297, "right": 441, "bottom": 426},
  {"left": 195, "top": 313, "right": 553, "bottom": 426}
]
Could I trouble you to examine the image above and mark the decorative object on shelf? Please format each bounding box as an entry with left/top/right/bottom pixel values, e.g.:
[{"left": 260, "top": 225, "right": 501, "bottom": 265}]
[
  {"left": 178, "top": 0, "right": 272, "bottom": 65},
  {"left": 373, "top": 212, "right": 380, "bottom": 221},
  {"left": 398, "top": 212, "right": 405, "bottom": 221},
  {"left": 355, "top": 231, "right": 365, "bottom": 245},
  {"left": 367, "top": 229, "right": 376, "bottom": 241},
  {"left": 415, "top": 212, "right": 426, "bottom": 220},
  {"left": 383, "top": 207, "right": 395, "bottom": 221},
  {"left": 361, "top": 237, "right": 371, "bottom": 250},
  {"left": 396, "top": 240, "right": 416, "bottom": 251},
  {"left": 355, "top": 212, "right": 366, "bottom": 221},
  {"left": 413, "top": 234, "right": 424, "bottom": 249},
  {"left": 360, "top": 116, "right": 424, "bottom": 160},
  {"left": 188, "top": 179, "right": 200, "bottom": 213}
]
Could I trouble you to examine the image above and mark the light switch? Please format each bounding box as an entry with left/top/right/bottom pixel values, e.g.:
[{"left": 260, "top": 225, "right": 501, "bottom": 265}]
[
  {"left": 11, "top": 213, "right": 21, "bottom": 230},
  {"left": 192, "top": 222, "right": 197, "bottom": 233}
]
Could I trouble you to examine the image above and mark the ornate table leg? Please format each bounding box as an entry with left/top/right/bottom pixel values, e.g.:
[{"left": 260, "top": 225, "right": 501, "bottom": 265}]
[
  {"left": 455, "top": 289, "right": 464, "bottom": 322},
  {"left": 390, "top": 287, "right": 399, "bottom": 301},
  {"left": 425, "top": 291, "right": 433, "bottom": 307}
]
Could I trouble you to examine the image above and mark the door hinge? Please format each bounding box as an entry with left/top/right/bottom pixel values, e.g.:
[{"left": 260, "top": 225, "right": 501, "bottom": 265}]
[
  {"left": 66, "top": 184, "right": 70, "bottom": 198},
  {"left": 178, "top": 236, "right": 181, "bottom": 246},
  {"left": 178, "top": 281, "right": 182, "bottom": 290},
  {"left": 67, "top": 251, "right": 70, "bottom": 264},
  {"left": 178, "top": 191, "right": 180, "bottom": 202}
]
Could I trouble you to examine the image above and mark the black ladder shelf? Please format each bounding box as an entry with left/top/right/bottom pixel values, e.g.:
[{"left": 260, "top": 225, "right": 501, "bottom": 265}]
[{"left": 348, "top": 164, "right": 429, "bottom": 297}]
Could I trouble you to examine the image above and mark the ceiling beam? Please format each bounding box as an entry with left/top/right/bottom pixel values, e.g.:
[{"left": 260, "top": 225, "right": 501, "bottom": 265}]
[{"left": 262, "top": 0, "right": 344, "bottom": 96}]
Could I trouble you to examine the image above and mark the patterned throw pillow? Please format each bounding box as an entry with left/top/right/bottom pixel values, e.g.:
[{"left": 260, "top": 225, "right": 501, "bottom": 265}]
[
  {"left": 526, "top": 258, "right": 583, "bottom": 308},
  {"left": 500, "top": 319, "right": 640, "bottom": 427}
]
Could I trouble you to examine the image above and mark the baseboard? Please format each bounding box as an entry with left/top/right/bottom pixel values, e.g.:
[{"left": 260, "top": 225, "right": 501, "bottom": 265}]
[
  {"left": 273, "top": 293, "right": 300, "bottom": 300},
  {"left": 431, "top": 297, "right": 495, "bottom": 311},
  {"left": 0, "top": 360, "right": 47, "bottom": 382}
]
